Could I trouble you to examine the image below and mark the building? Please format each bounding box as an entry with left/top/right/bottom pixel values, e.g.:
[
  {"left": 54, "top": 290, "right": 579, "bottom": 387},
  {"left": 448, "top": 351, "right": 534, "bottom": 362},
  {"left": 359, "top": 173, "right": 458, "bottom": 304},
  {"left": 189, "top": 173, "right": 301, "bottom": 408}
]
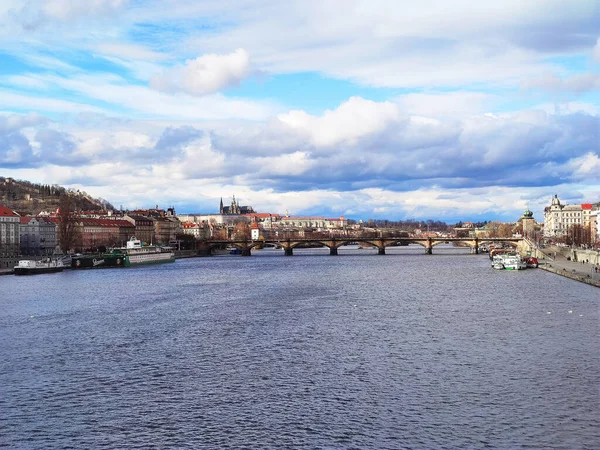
[
  {"left": 219, "top": 196, "right": 254, "bottom": 215},
  {"left": 243, "top": 213, "right": 280, "bottom": 230},
  {"left": 19, "top": 216, "right": 57, "bottom": 256},
  {"left": 179, "top": 213, "right": 242, "bottom": 227},
  {"left": 519, "top": 208, "right": 536, "bottom": 239},
  {"left": 544, "top": 195, "right": 592, "bottom": 237},
  {"left": 48, "top": 216, "right": 135, "bottom": 252},
  {"left": 0, "top": 205, "right": 20, "bottom": 269},
  {"left": 128, "top": 207, "right": 180, "bottom": 244},
  {"left": 154, "top": 217, "right": 180, "bottom": 244},
  {"left": 123, "top": 215, "right": 155, "bottom": 244},
  {"left": 277, "top": 215, "right": 348, "bottom": 231},
  {"left": 181, "top": 222, "right": 209, "bottom": 240},
  {"left": 250, "top": 221, "right": 260, "bottom": 240}
]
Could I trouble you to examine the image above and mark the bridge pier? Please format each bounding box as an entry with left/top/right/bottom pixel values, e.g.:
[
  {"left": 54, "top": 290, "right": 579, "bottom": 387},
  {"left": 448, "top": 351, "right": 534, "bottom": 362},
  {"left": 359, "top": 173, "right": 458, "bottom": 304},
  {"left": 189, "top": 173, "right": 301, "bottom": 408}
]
[
  {"left": 329, "top": 247, "right": 338, "bottom": 256},
  {"left": 426, "top": 238, "right": 432, "bottom": 254},
  {"left": 198, "top": 248, "right": 211, "bottom": 257},
  {"left": 284, "top": 247, "right": 293, "bottom": 256},
  {"left": 242, "top": 247, "right": 252, "bottom": 257},
  {"left": 378, "top": 247, "right": 386, "bottom": 255}
]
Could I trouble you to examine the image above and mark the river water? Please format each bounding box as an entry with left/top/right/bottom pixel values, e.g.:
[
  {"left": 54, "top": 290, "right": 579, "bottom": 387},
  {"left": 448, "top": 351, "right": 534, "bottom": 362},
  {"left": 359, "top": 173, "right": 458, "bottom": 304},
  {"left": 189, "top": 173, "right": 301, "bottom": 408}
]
[{"left": 1, "top": 245, "right": 599, "bottom": 449}]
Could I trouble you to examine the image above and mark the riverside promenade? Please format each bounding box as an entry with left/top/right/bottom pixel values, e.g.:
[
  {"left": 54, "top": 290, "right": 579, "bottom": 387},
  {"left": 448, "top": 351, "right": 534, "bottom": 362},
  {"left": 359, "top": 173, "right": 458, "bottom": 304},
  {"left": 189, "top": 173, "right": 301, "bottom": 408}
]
[{"left": 535, "top": 246, "right": 600, "bottom": 288}]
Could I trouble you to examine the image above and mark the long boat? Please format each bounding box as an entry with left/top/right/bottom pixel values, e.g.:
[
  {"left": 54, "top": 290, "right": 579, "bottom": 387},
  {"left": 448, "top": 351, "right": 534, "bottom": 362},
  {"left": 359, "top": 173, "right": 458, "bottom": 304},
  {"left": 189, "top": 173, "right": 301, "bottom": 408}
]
[
  {"left": 71, "top": 237, "right": 175, "bottom": 269},
  {"left": 71, "top": 252, "right": 126, "bottom": 269},
  {"left": 118, "top": 237, "right": 175, "bottom": 266},
  {"left": 15, "top": 258, "right": 66, "bottom": 275}
]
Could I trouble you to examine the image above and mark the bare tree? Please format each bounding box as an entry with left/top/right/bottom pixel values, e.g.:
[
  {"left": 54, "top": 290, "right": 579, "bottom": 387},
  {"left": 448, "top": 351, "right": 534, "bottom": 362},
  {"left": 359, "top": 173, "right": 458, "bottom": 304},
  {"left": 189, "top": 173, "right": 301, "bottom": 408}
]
[
  {"left": 58, "top": 195, "right": 80, "bottom": 253},
  {"left": 233, "top": 221, "right": 251, "bottom": 240},
  {"left": 497, "top": 223, "right": 514, "bottom": 238}
]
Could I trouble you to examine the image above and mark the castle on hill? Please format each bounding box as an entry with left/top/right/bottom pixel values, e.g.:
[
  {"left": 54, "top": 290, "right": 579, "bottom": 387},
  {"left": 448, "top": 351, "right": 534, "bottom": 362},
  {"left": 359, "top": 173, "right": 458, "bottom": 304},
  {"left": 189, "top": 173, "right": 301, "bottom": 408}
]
[{"left": 219, "top": 195, "right": 254, "bottom": 215}]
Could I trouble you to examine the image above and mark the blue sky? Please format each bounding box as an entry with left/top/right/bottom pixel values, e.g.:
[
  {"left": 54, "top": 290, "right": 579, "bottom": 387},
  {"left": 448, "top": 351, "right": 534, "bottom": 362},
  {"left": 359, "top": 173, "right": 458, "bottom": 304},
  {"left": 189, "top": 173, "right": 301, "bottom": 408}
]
[{"left": 0, "top": 0, "right": 599, "bottom": 222}]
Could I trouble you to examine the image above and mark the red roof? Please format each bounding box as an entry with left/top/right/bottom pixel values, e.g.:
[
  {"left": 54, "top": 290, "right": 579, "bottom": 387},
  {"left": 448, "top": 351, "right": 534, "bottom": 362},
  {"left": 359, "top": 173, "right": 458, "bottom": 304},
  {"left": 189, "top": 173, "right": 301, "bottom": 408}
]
[
  {"left": 20, "top": 216, "right": 56, "bottom": 225},
  {"left": 582, "top": 203, "right": 592, "bottom": 210},
  {"left": 0, "top": 205, "right": 19, "bottom": 217}
]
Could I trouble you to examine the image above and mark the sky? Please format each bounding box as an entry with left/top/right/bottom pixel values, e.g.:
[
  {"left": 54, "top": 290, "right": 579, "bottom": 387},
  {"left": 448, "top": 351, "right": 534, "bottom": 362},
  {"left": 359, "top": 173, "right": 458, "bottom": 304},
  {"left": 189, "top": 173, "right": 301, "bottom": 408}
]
[{"left": 0, "top": 0, "right": 599, "bottom": 223}]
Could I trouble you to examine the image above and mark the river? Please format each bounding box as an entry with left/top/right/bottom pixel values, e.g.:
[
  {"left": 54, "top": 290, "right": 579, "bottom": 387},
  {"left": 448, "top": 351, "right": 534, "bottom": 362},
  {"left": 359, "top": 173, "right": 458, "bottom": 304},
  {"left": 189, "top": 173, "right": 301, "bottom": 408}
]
[{"left": 1, "top": 245, "right": 599, "bottom": 449}]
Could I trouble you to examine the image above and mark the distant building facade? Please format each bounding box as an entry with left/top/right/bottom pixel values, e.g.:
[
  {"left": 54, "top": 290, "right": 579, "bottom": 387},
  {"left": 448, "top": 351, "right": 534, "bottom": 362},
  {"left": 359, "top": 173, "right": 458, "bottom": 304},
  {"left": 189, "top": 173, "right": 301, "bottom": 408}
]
[
  {"left": 124, "top": 215, "right": 155, "bottom": 244},
  {"left": 0, "top": 205, "right": 20, "bottom": 258},
  {"left": 128, "top": 206, "right": 180, "bottom": 244},
  {"left": 277, "top": 215, "right": 348, "bottom": 231},
  {"left": 20, "top": 217, "right": 56, "bottom": 256},
  {"left": 543, "top": 195, "right": 599, "bottom": 237}
]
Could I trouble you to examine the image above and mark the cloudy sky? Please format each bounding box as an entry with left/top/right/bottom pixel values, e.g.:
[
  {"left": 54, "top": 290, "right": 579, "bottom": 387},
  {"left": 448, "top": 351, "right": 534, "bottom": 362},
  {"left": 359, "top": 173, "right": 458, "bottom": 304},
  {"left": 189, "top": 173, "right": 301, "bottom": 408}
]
[{"left": 1, "top": 0, "right": 599, "bottom": 222}]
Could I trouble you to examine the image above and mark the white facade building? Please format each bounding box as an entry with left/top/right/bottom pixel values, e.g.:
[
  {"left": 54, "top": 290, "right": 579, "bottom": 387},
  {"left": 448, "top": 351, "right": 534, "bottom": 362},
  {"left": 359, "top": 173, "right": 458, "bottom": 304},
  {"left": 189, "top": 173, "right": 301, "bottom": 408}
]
[
  {"left": 543, "top": 194, "right": 597, "bottom": 237},
  {"left": 177, "top": 213, "right": 243, "bottom": 226},
  {"left": 277, "top": 216, "right": 348, "bottom": 231}
]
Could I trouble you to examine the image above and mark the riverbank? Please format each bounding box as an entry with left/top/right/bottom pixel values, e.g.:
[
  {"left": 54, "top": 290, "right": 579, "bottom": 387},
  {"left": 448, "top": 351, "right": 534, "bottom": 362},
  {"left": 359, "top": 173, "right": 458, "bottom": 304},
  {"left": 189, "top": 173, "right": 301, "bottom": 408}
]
[{"left": 534, "top": 246, "right": 600, "bottom": 288}]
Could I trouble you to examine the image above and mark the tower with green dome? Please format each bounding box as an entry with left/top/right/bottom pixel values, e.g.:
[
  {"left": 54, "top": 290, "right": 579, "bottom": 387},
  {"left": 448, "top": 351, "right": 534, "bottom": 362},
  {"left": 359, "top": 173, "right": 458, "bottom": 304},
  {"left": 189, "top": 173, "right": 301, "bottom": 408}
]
[{"left": 521, "top": 206, "right": 536, "bottom": 239}]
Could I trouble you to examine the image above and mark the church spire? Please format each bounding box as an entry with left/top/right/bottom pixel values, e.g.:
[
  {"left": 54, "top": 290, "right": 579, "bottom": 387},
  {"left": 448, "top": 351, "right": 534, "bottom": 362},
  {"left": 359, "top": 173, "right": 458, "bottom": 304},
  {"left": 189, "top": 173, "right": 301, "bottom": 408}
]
[{"left": 219, "top": 197, "right": 223, "bottom": 214}]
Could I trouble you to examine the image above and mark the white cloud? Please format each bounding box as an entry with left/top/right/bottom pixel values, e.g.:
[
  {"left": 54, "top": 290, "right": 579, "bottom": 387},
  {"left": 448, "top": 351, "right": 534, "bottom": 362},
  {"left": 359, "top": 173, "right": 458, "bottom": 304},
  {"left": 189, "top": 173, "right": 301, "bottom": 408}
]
[
  {"left": 533, "top": 101, "right": 599, "bottom": 116},
  {"left": 569, "top": 152, "right": 600, "bottom": 180},
  {"left": 0, "top": 89, "right": 106, "bottom": 114},
  {"left": 95, "top": 43, "right": 168, "bottom": 62},
  {"left": 594, "top": 37, "right": 600, "bottom": 61},
  {"left": 278, "top": 97, "right": 403, "bottom": 147},
  {"left": 395, "top": 92, "right": 497, "bottom": 118},
  {"left": 41, "top": 0, "right": 127, "bottom": 21},
  {"left": 523, "top": 72, "right": 600, "bottom": 93},
  {"left": 182, "top": 0, "right": 598, "bottom": 89},
  {"left": 254, "top": 151, "right": 316, "bottom": 177},
  {"left": 150, "top": 49, "right": 251, "bottom": 96},
  {"left": 0, "top": 112, "right": 47, "bottom": 132},
  {"left": 4, "top": 73, "right": 279, "bottom": 121}
]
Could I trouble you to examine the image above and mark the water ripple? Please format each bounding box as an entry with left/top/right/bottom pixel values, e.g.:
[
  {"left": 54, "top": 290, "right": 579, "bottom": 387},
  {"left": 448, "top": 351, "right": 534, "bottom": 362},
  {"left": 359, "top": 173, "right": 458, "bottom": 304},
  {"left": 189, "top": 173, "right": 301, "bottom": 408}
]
[{"left": 1, "top": 247, "right": 599, "bottom": 449}]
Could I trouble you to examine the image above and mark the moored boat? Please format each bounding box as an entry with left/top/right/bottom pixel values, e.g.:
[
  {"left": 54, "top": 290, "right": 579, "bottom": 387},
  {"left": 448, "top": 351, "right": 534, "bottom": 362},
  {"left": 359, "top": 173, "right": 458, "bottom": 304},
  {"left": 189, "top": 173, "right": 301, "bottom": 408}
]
[
  {"left": 71, "top": 252, "right": 126, "bottom": 269},
  {"left": 14, "top": 258, "right": 65, "bottom": 275},
  {"left": 117, "top": 237, "right": 175, "bottom": 266},
  {"left": 492, "top": 253, "right": 527, "bottom": 270},
  {"left": 491, "top": 255, "right": 505, "bottom": 269},
  {"left": 524, "top": 256, "right": 538, "bottom": 268},
  {"left": 502, "top": 254, "right": 527, "bottom": 270}
]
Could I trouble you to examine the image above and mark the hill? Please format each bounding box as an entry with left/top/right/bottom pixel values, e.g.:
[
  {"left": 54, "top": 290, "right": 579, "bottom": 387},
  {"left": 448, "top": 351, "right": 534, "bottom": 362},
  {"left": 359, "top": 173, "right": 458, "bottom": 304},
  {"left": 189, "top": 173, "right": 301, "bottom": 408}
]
[{"left": 0, "top": 177, "right": 114, "bottom": 215}]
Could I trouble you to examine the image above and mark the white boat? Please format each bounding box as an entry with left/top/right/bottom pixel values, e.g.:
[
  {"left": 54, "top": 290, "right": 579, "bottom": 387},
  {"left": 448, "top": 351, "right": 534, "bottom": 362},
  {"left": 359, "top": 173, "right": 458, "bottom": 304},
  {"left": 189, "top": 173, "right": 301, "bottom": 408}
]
[
  {"left": 502, "top": 254, "right": 527, "bottom": 270},
  {"left": 491, "top": 255, "right": 505, "bottom": 270},
  {"left": 14, "top": 258, "right": 66, "bottom": 275},
  {"left": 114, "top": 237, "right": 175, "bottom": 266},
  {"left": 492, "top": 253, "right": 527, "bottom": 270}
]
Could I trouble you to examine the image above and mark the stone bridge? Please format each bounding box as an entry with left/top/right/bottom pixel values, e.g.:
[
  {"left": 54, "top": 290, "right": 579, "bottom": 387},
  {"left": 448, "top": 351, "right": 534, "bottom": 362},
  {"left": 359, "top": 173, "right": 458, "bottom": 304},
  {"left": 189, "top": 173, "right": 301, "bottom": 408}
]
[{"left": 198, "top": 237, "right": 523, "bottom": 256}]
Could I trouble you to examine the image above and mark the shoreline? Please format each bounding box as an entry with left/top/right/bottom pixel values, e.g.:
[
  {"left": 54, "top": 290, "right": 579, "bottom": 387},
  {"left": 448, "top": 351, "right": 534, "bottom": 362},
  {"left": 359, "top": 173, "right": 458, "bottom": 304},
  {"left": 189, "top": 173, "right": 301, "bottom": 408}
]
[{"left": 538, "top": 263, "right": 600, "bottom": 288}]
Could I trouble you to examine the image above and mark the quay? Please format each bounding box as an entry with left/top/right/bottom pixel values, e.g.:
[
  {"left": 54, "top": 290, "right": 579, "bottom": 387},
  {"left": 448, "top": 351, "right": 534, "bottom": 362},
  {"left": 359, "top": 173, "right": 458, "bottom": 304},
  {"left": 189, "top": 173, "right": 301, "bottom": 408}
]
[{"left": 532, "top": 244, "right": 600, "bottom": 288}]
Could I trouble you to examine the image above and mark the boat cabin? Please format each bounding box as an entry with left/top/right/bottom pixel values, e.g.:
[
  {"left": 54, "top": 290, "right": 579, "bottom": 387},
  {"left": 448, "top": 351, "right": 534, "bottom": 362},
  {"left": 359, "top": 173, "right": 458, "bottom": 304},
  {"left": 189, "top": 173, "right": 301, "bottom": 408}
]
[{"left": 126, "top": 237, "right": 143, "bottom": 249}]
